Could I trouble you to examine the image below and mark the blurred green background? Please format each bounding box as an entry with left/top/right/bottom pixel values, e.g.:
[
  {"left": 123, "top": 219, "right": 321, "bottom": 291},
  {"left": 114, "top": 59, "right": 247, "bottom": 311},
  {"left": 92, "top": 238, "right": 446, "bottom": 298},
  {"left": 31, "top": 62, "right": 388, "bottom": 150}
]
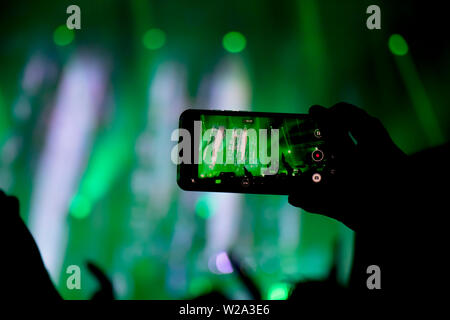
[{"left": 0, "top": 0, "right": 448, "bottom": 299}]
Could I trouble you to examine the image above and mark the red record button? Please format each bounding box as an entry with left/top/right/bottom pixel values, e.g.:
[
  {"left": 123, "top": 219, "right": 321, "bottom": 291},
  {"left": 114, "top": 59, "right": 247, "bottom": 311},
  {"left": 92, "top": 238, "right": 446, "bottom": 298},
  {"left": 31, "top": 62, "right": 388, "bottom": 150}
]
[{"left": 312, "top": 149, "right": 324, "bottom": 162}]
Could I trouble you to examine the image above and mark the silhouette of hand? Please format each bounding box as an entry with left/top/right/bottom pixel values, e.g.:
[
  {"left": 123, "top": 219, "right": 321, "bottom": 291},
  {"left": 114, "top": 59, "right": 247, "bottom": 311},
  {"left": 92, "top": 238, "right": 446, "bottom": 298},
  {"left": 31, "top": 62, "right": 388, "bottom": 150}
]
[
  {"left": 87, "top": 261, "right": 115, "bottom": 300},
  {"left": 0, "top": 189, "right": 61, "bottom": 300},
  {"left": 288, "top": 102, "right": 407, "bottom": 232}
]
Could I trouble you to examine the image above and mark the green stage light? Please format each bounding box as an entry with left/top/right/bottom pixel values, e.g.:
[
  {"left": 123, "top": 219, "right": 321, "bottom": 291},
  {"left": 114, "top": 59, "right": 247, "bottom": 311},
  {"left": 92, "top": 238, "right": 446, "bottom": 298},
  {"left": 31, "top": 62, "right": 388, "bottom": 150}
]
[
  {"left": 75, "top": 126, "right": 131, "bottom": 214},
  {"left": 53, "top": 25, "right": 74, "bottom": 46},
  {"left": 389, "top": 34, "right": 409, "bottom": 56},
  {"left": 223, "top": 31, "right": 246, "bottom": 53},
  {"left": 70, "top": 194, "right": 91, "bottom": 219},
  {"left": 188, "top": 277, "right": 213, "bottom": 297},
  {"left": 393, "top": 53, "right": 445, "bottom": 145},
  {"left": 267, "top": 283, "right": 290, "bottom": 300},
  {"left": 195, "top": 195, "right": 217, "bottom": 219},
  {"left": 195, "top": 197, "right": 211, "bottom": 219},
  {"left": 142, "top": 28, "right": 166, "bottom": 50}
]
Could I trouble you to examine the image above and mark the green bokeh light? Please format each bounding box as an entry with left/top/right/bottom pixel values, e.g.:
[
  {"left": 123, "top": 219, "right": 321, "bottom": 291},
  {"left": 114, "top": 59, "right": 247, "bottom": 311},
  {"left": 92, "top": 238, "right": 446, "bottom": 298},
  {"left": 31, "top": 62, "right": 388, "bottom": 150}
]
[
  {"left": 388, "top": 34, "right": 409, "bottom": 56},
  {"left": 142, "top": 28, "right": 166, "bottom": 50},
  {"left": 223, "top": 31, "right": 246, "bottom": 53},
  {"left": 70, "top": 194, "right": 92, "bottom": 219},
  {"left": 53, "top": 25, "right": 75, "bottom": 46},
  {"left": 267, "top": 283, "right": 290, "bottom": 300},
  {"left": 195, "top": 195, "right": 217, "bottom": 219}
]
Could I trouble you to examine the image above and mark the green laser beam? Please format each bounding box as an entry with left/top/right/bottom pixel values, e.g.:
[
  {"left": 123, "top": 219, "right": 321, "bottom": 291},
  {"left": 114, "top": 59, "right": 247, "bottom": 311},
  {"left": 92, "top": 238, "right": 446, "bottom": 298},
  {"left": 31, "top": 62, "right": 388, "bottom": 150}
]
[
  {"left": 390, "top": 36, "right": 444, "bottom": 146},
  {"left": 297, "top": 0, "right": 328, "bottom": 102},
  {"left": 388, "top": 34, "right": 408, "bottom": 56}
]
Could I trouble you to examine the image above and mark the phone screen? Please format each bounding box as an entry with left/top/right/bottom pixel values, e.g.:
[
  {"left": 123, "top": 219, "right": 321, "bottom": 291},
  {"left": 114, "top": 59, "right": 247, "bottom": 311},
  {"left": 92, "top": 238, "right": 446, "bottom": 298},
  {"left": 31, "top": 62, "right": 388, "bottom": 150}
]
[
  {"left": 198, "top": 113, "right": 323, "bottom": 178},
  {"left": 177, "top": 110, "right": 328, "bottom": 195}
]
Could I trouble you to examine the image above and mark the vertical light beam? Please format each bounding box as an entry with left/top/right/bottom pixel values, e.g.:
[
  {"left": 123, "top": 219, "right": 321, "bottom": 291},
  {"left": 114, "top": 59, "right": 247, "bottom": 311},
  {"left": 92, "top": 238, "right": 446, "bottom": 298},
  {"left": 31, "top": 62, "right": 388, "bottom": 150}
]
[
  {"left": 28, "top": 54, "right": 107, "bottom": 282},
  {"left": 390, "top": 34, "right": 445, "bottom": 146}
]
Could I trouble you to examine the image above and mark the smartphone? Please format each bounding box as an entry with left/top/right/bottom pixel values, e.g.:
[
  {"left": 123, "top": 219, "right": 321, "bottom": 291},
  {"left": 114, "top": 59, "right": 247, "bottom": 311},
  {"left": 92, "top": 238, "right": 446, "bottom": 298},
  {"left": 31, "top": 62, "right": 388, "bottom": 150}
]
[{"left": 175, "top": 109, "right": 329, "bottom": 195}]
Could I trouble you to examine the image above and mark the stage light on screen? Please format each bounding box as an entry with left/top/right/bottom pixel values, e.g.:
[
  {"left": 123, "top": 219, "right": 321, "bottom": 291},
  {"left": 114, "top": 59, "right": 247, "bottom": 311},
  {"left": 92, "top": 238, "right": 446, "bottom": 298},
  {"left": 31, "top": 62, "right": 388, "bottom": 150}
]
[
  {"left": 53, "top": 25, "right": 74, "bottom": 46},
  {"left": 223, "top": 31, "right": 246, "bottom": 53},
  {"left": 142, "top": 28, "right": 166, "bottom": 50},
  {"left": 388, "top": 34, "right": 409, "bottom": 56}
]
